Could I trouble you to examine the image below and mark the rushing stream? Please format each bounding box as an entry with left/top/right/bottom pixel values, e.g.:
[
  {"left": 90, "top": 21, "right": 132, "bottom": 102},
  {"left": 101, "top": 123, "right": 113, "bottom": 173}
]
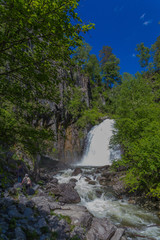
[{"left": 55, "top": 119, "right": 160, "bottom": 240}]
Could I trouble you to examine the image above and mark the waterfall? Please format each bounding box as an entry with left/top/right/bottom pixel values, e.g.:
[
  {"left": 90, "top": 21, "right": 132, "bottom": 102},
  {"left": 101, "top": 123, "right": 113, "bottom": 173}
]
[
  {"left": 55, "top": 119, "right": 160, "bottom": 240},
  {"left": 78, "top": 118, "right": 121, "bottom": 166}
]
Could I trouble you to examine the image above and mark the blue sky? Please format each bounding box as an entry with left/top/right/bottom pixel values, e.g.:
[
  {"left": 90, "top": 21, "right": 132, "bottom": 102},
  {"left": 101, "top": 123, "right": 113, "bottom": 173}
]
[{"left": 77, "top": 0, "right": 160, "bottom": 75}]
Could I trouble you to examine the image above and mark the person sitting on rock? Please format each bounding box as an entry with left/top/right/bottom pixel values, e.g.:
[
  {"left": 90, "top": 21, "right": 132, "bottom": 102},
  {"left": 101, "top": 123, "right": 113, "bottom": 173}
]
[{"left": 22, "top": 174, "right": 32, "bottom": 192}]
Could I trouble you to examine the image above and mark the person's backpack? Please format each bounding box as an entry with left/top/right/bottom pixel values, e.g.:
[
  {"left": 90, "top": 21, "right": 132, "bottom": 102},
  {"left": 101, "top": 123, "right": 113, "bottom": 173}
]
[
  {"left": 23, "top": 177, "right": 28, "bottom": 185},
  {"left": 27, "top": 177, "right": 31, "bottom": 185}
]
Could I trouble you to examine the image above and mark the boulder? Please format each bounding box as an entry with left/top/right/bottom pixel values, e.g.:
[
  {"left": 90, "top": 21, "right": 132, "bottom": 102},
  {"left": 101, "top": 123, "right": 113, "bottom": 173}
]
[
  {"left": 69, "top": 178, "right": 78, "bottom": 188},
  {"left": 110, "top": 228, "right": 125, "bottom": 240},
  {"left": 50, "top": 183, "right": 81, "bottom": 204},
  {"left": 58, "top": 183, "right": 81, "bottom": 203},
  {"left": 71, "top": 168, "right": 82, "bottom": 176},
  {"left": 54, "top": 204, "right": 92, "bottom": 230},
  {"left": 15, "top": 227, "right": 26, "bottom": 240},
  {"left": 86, "top": 218, "right": 117, "bottom": 240}
]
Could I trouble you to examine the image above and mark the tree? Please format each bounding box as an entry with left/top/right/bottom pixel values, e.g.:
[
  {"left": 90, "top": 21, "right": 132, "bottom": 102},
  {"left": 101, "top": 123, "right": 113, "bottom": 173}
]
[
  {"left": 99, "top": 46, "right": 112, "bottom": 67},
  {"left": 86, "top": 54, "right": 101, "bottom": 85},
  {"left": 111, "top": 73, "right": 160, "bottom": 197},
  {"left": 152, "top": 36, "right": 160, "bottom": 70},
  {"left": 99, "top": 46, "right": 121, "bottom": 88},
  {"left": 72, "top": 42, "right": 92, "bottom": 68},
  {"left": 102, "top": 53, "right": 121, "bottom": 88},
  {"left": 0, "top": 0, "right": 94, "bottom": 156},
  {"left": 136, "top": 43, "right": 150, "bottom": 68}
]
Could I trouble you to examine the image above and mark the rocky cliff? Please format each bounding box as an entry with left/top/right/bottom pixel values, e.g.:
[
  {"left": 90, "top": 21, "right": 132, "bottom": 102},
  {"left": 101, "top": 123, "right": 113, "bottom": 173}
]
[{"left": 41, "top": 67, "right": 92, "bottom": 164}]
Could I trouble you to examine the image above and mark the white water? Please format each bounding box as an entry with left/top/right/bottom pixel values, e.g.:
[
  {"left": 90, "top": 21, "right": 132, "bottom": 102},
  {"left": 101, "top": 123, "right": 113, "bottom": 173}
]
[
  {"left": 55, "top": 119, "right": 160, "bottom": 239},
  {"left": 78, "top": 119, "right": 121, "bottom": 166},
  {"left": 56, "top": 168, "right": 160, "bottom": 240}
]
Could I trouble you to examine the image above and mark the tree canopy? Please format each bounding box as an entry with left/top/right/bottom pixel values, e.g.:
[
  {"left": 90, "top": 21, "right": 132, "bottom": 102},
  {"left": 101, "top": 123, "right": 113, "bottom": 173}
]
[{"left": 0, "top": 0, "right": 94, "bottom": 155}]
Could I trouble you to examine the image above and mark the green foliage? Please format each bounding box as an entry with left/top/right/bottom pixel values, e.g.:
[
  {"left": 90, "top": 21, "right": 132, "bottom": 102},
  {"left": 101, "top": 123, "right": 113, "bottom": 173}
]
[
  {"left": 99, "top": 45, "right": 121, "bottom": 88},
  {"left": 99, "top": 46, "right": 113, "bottom": 67},
  {"left": 41, "top": 226, "right": 49, "bottom": 234},
  {"left": 72, "top": 42, "right": 92, "bottom": 68},
  {"left": 9, "top": 218, "right": 16, "bottom": 230},
  {"left": 64, "top": 87, "right": 87, "bottom": 121},
  {"left": 76, "top": 108, "right": 104, "bottom": 128},
  {"left": 0, "top": 0, "right": 94, "bottom": 157},
  {"left": 112, "top": 73, "right": 160, "bottom": 197},
  {"left": 59, "top": 214, "right": 72, "bottom": 225},
  {"left": 152, "top": 36, "right": 160, "bottom": 70},
  {"left": 102, "top": 54, "right": 121, "bottom": 88},
  {"left": 51, "top": 231, "right": 58, "bottom": 240},
  {"left": 136, "top": 43, "right": 150, "bottom": 68},
  {"left": 22, "top": 228, "right": 39, "bottom": 240},
  {"left": 86, "top": 54, "right": 101, "bottom": 84},
  {"left": 70, "top": 235, "right": 81, "bottom": 240}
]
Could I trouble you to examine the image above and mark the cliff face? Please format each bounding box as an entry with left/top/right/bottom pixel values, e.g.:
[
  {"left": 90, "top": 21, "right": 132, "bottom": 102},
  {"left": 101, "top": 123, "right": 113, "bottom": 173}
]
[{"left": 43, "top": 67, "right": 91, "bottom": 163}]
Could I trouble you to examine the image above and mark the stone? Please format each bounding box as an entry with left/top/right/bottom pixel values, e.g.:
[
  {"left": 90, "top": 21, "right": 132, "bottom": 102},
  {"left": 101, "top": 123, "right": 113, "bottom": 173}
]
[
  {"left": 88, "top": 180, "right": 97, "bottom": 185},
  {"left": 0, "top": 219, "right": 9, "bottom": 233},
  {"left": 0, "top": 234, "right": 9, "bottom": 240},
  {"left": 58, "top": 183, "right": 81, "bottom": 203},
  {"left": 17, "top": 203, "right": 26, "bottom": 214},
  {"left": 86, "top": 218, "right": 117, "bottom": 240},
  {"left": 69, "top": 178, "right": 78, "bottom": 188},
  {"left": 71, "top": 168, "right": 82, "bottom": 176},
  {"left": 37, "top": 218, "right": 48, "bottom": 229},
  {"left": 8, "top": 206, "right": 22, "bottom": 219},
  {"left": 70, "top": 226, "right": 86, "bottom": 240},
  {"left": 31, "top": 196, "right": 50, "bottom": 215},
  {"left": 15, "top": 227, "right": 26, "bottom": 240},
  {"left": 27, "top": 188, "right": 35, "bottom": 195},
  {"left": 24, "top": 207, "right": 33, "bottom": 218},
  {"left": 40, "top": 234, "right": 50, "bottom": 240},
  {"left": 110, "top": 228, "right": 125, "bottom": 240},
  {"left": 54, "top": 204, "right": 92, "bottom": 230}
]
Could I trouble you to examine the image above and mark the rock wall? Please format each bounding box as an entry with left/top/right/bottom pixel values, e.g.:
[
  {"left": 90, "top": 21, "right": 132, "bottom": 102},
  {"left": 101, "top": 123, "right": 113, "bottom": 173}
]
[{"left": 42, "top": 67, "right": 91, "bottom": 163}]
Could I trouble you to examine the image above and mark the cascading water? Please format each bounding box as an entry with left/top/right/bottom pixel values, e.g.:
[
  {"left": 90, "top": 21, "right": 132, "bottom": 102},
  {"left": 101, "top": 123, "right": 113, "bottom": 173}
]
[
  {"left": 78, "top": 119, "right": 121, "bottom": 166},
  {"left": 55, "top": 119, "right": 160, "bottom": 240}
]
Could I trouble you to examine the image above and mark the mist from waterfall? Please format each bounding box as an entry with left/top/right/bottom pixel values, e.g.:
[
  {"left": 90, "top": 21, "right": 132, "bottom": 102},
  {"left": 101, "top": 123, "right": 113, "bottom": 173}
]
[{"left": 78, "top": 118, "right": 121, "bottom": 166}]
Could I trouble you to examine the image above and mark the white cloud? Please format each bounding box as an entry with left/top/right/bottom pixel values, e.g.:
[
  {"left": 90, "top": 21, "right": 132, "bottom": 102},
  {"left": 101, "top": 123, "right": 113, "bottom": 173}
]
[
  {"left": 143, "top": 20, "right": 152, "bottom": 26},
  {"left": 140, "top": 13, "right": 146, "bottom": 20},
  {"left": 132, "top": 53, "right": 136, "bottom": 57}
]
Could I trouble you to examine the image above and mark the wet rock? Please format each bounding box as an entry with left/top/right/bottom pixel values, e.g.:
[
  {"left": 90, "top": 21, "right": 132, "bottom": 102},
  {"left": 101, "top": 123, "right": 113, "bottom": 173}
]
[
  {"left": 85, "top": 176, "right": 92, "bottom": 181},
  {"left": 110, "top": 228, "right": 125, "bottom": 240},
  {"left": 86, "top": 218, "right": 117, "bottom": 240},
  {"left": 71, "top": 168, "right": 82, "bottom": 176},
  {"left": 69, "top": 178, "right": 77, "bottom": 188},
  {"left": 49, "top": 182, "right": 81, "bottom": 204},
  {"left": 112, "top": 179, "right": 126, "bottom": 196},
  {"left": 88, "top": 180, "right": 97, "bottom": 185},
  {"left": 58, "top": 183, "right": 81, "bottom": 203},
  {"left": 98, "top": 176, "right": 109, "bottom": 185},
  {"left": 50, "top": 178, "right": 58, "bottom": 184}
]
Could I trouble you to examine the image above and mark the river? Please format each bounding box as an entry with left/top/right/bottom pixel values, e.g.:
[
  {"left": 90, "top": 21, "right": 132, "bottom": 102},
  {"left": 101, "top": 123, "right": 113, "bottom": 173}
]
[{"left": 55, "top": 119, "right": 160, "bottom": 240}]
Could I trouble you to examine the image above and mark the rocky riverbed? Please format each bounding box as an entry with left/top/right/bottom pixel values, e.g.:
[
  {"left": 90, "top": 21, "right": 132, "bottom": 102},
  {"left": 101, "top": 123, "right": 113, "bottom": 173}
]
[
  {"left": 0, "top": 163, "right": 127, "bottom": 240},
  {"left": 1, "top": 157, "right": 160, "bottom": 240}
]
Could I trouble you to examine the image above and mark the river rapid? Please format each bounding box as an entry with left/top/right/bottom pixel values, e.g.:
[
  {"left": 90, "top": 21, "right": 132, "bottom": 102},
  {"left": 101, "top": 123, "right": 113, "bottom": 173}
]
[{"left": 55, "top": 119, "right": 160, "bottom": 240}]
